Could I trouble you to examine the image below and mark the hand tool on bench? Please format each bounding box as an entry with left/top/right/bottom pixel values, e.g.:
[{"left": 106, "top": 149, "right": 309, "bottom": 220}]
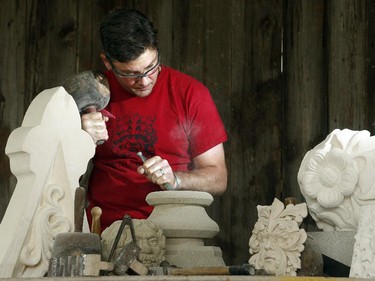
[
  {"left": 105, "top": 214, "right": 148, "bottom": 276},
  {"left": 151, "top": 262, "right": 255, "bottom": 276},
  {"left": 74, "top": 186, "right": 85, "bottom": 232},
  {"left": 48, "top": 187, "right": 113, "bottom": 277},
  {"left": 62, "top": 70, "right": 115, "bottom": 145}
]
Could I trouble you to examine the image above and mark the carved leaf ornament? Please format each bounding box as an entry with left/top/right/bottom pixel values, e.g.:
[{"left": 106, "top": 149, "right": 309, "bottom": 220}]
[{"left": 249, "top": 198, "right": 307, "bottom": 276}]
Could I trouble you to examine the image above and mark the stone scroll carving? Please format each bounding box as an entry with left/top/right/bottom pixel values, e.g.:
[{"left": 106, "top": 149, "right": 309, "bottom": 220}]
[
  {"left": 298, "top": 129, "right": 375, "bottom": 231},
  {"left": 0, "top": 87, "right": 95, "bottom": 277},
  {"left": 249, "top": 198, "right": 308, "bottom": 276}
]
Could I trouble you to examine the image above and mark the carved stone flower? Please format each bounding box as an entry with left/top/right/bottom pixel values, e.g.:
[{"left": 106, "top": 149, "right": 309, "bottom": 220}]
[
  {"left": 298, "top": 129, "right": 375, "bottom": 231},
  {"left": 300, "top": 147, "right": 358, "bottom": 208}
]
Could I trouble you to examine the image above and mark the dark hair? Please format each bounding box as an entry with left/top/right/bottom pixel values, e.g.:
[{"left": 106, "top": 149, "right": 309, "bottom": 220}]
[{"left": 100, "top": 8, "right": 158, "bottom": 63}]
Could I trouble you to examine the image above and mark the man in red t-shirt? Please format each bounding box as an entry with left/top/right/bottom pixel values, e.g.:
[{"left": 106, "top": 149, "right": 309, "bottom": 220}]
[{"left": 82, "top": 8, "right": 227, "bottom": 231}]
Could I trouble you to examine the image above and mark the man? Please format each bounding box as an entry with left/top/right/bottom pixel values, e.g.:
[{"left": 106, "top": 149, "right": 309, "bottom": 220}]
[{"left": 82, "top": 8, "right": 227, "bottom": 231}]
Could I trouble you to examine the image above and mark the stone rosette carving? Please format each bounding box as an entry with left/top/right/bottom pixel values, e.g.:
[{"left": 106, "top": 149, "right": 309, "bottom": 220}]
[
  {"left": 298, "top": 129, "right": 375, "bottom": 231},
  {"left": 249, "top": 198, "right": 308, "bottom": 276}
]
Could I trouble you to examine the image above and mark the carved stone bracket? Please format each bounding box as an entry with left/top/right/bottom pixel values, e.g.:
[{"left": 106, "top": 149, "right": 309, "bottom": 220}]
[{"left": 0, "top": 87, "right": 95, "bottom": 277}]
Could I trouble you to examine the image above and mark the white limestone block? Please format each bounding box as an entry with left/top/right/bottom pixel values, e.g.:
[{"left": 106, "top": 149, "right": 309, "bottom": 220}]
[
  {"left": 350, "top": 205, "right": 375, "bottom": 278},
  {"left": 298, "top": 129, "right": 375, "bottom": 231},
  {"left": 0, "top": 87, "right": 95, "bottom": 277}
]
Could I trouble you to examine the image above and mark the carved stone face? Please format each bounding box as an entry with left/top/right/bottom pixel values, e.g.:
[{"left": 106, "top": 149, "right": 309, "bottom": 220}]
[
  {"left": 135, "top": 220, "right": 166, "bottom": 267},
  {"left": 249, "top": 198, "right": 308, "bottom": 276},
  {"left": 101, "top": 219, "right": 166, "bottom": 268}
]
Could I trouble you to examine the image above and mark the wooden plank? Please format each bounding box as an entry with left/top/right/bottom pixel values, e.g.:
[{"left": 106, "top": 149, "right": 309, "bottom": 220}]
[
  {"left": 203, "top": 0, "right": 233, "bottom": 265},
  {"left": 0, "top": 0, "right": 28, "bottom": 128},
  {"left": 282, "top": 1, "right": 326, "bottom": 204},
  {"left": 327, "top": 0, "right": 367, "bottom": 130},
  {"left": 367, "top": 0, "right": 375, "bottom": 134},
  {"left": 30, "top": 0, "right": 78, "bottom": 92},
  {"left": 24, "top": 0, "right": 40, "bottom": 107},
  {"left": 167, "top": 0, "right": 187, "bottom": 70},
  {"left": 77, "top": 0, "right": 111, "bottom": 72},
  {"left": 0, "top": 0, "right": 28, "bottom": 221},
  {"left": 229, "top": 0, "right": 283, "bottom": 265},
  {"left": 177, "top": 0, "right": 206, "bottom": 79},
  {"left": 226, "top": 0, "right": 246, "bottom": 265},
  {"left": 0, "top": 275, "right": 362, "bottom": 281}
]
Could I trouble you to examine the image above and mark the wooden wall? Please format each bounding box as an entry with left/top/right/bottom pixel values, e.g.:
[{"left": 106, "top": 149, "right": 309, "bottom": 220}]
[{"left": 0, "top": 0, "right": 373, "bottom": 265}]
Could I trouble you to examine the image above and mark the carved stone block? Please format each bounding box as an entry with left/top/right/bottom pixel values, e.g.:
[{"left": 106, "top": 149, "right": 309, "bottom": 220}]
[{"left": 0, "top": 87, "right": 95, "bottom": 277}]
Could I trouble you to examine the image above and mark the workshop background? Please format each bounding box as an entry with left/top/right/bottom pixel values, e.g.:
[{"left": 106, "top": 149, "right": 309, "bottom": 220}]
[{"left": 0, "top": 0, "right": 374, "bottom": 266}]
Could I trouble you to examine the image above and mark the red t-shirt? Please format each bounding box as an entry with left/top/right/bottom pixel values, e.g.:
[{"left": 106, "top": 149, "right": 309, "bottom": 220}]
[{"left": 87, "top": 66, "right": 227, "bottom": 230}]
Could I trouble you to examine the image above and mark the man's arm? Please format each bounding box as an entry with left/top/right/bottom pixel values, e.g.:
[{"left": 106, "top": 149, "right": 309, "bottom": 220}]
[
  {"left": 174, "top": 143, "right": 227, "bottom": 195},
  {"left": 138, "top": 143, "right": 227, "bottom": 196}
]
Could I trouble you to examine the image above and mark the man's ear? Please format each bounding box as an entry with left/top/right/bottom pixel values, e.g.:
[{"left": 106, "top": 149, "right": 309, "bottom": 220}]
[{"left": 100, "top": 53, "right": 111, "bottom": 70}]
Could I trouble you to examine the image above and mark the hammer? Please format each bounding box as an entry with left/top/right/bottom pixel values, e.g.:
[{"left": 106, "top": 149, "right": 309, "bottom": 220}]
[
  {"left": 48, "top": 187, "right": 114, "bottom": 277},
  {"left": 61, "top": 70, "right": 114, "bottom": 145},
  {"left": 105, "top": 215, "right": 149, "bottom": 276},
  {"left": 113, "top": 241, "right": 148, "bottom": 276}
]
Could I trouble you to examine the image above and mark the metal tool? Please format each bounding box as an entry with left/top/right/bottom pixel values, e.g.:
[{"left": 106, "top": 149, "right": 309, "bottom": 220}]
[
  {"left": 151, "top": 262, "right": 255, "bottom": 276},
  {"left": 61, "top": 70, "right": 115, "bottom": 145},
  {"left": 106, "top": 214, "right": 148, "bottom": 276},
  {"left": 136, "top": 151, "right": 174, "bottom": 190},
  {"left": 107, "top": 215, "right": 130, "bottom": 264},
  {"left": 48, "top": 187, "right": 113, "bottom": 277},
  {"left": 48, "top": 232, "right": 114, "bottom": 276},
  {"left": 74, "top": 186, "right": 85, "bottom": 233},
  {"left": 113, "top": 241, "right": 148, "bottom": 276}
]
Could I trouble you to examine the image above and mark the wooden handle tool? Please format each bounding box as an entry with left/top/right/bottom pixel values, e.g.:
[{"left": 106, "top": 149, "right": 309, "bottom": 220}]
[
  {"left": 74, "top": 187, "right": 86, "bottom": 232},
  {"left": 91, "top": 206, "right": 102, "bottom": 235},
  {"left": 166, "top": 264, "right": 254, "bottom": 276}
]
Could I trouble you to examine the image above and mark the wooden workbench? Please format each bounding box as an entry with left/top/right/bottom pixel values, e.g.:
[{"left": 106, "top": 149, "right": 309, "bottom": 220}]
[{"left": 0, "top": 276, "right": 372, "bottom": 281}]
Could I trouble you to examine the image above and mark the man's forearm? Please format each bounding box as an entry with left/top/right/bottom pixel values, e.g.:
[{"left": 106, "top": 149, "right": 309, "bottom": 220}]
[{"left": 173, "top": 166, "right": 227, "bottom": 196}]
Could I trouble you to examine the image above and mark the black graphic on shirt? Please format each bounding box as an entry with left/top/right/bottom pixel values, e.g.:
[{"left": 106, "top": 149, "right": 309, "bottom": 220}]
[{"left": 112, "top": 113, "right": 157, "bottom": 161}]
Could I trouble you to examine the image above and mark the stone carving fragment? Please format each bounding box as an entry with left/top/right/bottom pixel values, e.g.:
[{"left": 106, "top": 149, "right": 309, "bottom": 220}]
[
  {"left": 0, "top": 87, "right": 95, "bottom": 277},
  {"left": 350, "top": 205, "right": 375, "bottom": 278},
  {"left": 249, "top": 198, "right": 308, "bottom": 276},
  {"left": 298, "top": 129, "right": 375, "bottom": 231},
  {"left": 101, "top": 219, "right": 166, "bottom": 268}
]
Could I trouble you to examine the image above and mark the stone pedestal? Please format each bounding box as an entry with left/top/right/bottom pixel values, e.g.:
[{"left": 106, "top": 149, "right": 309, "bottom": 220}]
[{"left": 146, "top": 191, "right": 225, "bottom": 268}]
